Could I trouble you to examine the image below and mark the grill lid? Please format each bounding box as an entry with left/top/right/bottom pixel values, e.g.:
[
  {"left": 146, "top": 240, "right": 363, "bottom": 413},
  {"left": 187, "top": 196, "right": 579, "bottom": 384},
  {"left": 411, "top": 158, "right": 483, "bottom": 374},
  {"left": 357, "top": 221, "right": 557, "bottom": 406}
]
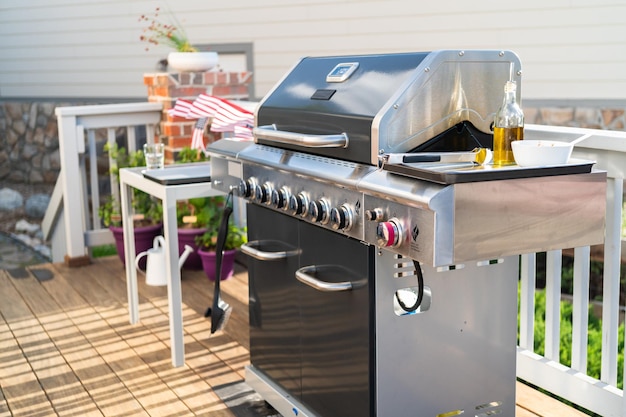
[{"left": 254, "top": 50, "right": 522, "bottom": 166}]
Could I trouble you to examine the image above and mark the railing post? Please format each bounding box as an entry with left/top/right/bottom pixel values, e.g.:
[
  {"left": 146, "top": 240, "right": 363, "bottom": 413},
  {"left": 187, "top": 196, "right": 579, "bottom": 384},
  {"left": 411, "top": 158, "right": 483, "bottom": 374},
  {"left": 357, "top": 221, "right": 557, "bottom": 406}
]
[
  {"left": 55, "top": 109, "right": 91, "bottom": 266},
  {"left": 571, "top": 245, "right": 590, "bottom": 373},
  {"left": 519, "top": 253, "right": 536, "bottom": 350},
  {"left": 545, "top": 249, "right": 562, "bottom": 361},
  {"left": 601, "top": 177, "right": 623, "bottom": 386}
]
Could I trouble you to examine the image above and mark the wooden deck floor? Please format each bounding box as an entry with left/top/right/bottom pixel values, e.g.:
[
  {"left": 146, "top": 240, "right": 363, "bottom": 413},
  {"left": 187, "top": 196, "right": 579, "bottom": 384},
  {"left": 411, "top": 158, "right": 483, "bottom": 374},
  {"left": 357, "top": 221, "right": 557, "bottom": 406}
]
[{"left": 0, "top": 256, "right": 587, "bottom": 417}]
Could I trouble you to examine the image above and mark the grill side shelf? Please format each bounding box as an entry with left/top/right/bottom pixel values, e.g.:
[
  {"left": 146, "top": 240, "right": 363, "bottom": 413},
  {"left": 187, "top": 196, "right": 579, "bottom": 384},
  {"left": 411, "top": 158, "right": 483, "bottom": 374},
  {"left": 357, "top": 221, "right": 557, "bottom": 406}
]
[{"left": 382, "top": 159, "right": 595, "bottom": 184}]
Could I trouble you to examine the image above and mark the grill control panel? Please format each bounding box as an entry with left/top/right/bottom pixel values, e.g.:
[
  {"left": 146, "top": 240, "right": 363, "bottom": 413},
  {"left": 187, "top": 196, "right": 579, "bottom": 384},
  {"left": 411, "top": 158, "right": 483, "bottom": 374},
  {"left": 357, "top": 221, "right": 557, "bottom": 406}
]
[
  {"left": 209, "top": 150, "right": 438, "bottom": 264},
  {"left": 363, "top": 195, "right": 435, "bottom": 263},
  {"left": 239, "top": 162, "right": 365, "bottom": 241}
]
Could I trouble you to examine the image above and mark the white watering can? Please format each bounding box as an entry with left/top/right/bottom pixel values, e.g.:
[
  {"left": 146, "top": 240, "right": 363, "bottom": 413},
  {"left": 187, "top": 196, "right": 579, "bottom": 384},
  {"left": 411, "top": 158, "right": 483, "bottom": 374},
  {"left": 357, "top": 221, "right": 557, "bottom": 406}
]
[{"left": 135, "top": 236, "right": 194, "bottom": 286}]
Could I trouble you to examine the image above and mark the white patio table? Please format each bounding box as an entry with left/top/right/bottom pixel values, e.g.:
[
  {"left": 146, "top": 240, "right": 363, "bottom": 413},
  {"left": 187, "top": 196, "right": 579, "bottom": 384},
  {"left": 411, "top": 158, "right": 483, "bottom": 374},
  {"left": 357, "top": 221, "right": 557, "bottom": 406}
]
[{"left": 119, "top": 164, "right": 223, "bottom": 367}]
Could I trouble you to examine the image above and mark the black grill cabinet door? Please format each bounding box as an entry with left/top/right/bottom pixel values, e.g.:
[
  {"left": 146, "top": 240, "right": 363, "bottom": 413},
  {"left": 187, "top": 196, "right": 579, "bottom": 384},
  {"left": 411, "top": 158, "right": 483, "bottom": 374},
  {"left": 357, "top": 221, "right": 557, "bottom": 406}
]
[
  {"left": 298, "top": 222, "right": 374, "bottom": 417},
  {"left": 247, "top": 204, "right": 302, "bottom": 397}
]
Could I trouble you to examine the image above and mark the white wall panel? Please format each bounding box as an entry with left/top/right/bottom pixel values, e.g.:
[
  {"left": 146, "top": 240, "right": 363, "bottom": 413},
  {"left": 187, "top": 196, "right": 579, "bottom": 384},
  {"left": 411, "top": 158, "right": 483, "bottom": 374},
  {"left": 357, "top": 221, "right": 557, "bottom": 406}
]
[{"left": 0, "top": 0, "right": 625, "bottom": 100}]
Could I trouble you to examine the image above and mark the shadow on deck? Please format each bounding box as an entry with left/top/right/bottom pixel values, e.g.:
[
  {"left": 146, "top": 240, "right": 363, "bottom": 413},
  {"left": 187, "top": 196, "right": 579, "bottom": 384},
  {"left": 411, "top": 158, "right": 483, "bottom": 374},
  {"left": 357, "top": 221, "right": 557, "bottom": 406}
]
[{"left": 0, "top": 257, "right": 587, "bottom": 416}]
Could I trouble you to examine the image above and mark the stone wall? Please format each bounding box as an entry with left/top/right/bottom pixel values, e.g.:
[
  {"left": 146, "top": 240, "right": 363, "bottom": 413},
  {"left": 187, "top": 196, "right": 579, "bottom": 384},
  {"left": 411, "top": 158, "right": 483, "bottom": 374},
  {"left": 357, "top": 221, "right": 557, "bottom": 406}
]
[
  {"left": 0, "top": 101, "right": 65, "bottom": 185},
  {"left": 0, "top": 99, "right": 624, "bottom": 187},
  {"left": 525, "top": 105, "right": 626, "bottom": 130}
]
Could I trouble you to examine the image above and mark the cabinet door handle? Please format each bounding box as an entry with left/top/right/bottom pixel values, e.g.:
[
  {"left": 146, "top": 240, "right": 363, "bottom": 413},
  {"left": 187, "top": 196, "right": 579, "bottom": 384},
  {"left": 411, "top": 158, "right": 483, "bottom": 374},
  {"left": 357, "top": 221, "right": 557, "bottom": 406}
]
[
  {"left": 241, "top": 240, "right": 300, "bottom": 261},
  {"left": 296, "top": 265, "right": 364, "bottom": 292}
]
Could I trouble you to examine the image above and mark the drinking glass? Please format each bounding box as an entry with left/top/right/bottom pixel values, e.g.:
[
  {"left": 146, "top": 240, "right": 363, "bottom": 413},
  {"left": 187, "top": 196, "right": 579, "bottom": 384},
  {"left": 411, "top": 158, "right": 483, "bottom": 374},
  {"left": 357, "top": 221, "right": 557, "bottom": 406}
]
[{"left": 144, "top": 143, "right": 165, "bottom": 170}]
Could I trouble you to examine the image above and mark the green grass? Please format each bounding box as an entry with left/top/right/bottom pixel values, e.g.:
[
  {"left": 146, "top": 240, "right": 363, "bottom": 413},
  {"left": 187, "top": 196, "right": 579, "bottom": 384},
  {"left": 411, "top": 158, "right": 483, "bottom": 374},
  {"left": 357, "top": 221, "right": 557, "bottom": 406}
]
[{"left": 92, "top": 244, "right": 117, "bottom": 258}]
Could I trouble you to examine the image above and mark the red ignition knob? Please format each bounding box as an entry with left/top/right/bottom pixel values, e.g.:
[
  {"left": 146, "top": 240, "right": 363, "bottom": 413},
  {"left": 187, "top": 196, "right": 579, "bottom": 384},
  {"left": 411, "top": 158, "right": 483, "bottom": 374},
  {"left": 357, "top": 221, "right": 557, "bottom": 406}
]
[{"left": 376, "top": 219, "right": 402, "bottom": 247}]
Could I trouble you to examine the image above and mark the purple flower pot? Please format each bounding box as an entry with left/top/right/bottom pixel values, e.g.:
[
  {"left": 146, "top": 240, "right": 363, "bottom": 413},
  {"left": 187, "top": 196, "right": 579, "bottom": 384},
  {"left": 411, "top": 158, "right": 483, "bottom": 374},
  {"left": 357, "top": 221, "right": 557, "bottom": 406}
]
[
  {"left": 109, "top": 223, "right": 163, "bottom": 270},
  {"left": 177, "top": 227, "right": 207, "bottom": 270},
  {"left": 198, "top": 248, "right": 237, "bottom": 281}
]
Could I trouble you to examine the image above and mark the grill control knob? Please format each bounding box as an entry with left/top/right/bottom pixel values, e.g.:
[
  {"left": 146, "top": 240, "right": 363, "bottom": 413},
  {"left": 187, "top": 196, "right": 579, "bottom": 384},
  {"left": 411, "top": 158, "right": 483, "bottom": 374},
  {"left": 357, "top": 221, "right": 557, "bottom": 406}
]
[
  {"left": 241, "top": 178, "right": 257, "bottom": 199},
  {"left": 377, "top": 218, "right": 403, "bottom": 248},
  {"left": 330, "top": 204, "right": 354, "bottom": 231},
  {"left": 365, "top": 208, "right": 384, "bottom": 221},
  {"left": 261, "top": 183, "right": 273, "bottom": 205},
  {"left": 309, "top": 198, "right": 330, "bottom": 224},
  {"left": 253, "top": 182, "right": 272, "bottom": 204},
  {"left": 271, "top": 187, "right": 291, "bottom": 210},
  {"left": 288, "top": 192, "right": 309, "bottom": 217}
]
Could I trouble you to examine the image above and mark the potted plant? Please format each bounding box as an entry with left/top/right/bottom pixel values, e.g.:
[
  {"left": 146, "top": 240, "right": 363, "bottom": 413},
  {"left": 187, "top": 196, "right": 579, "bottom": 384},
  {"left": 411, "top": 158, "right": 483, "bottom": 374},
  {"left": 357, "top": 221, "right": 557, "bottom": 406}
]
[
  {"left": 173, "top": 146, "right": 221, "bottom": 270},
  {"left": 176, "top": 196, "right": 224, "bottom": 269},
  {"left": 139, "top": 7, "right": 218, "bottom": 72},
  {"left": 99, "top": 143, "right": 163, "bottom": 269},
  {"left": 195, "top": 221, "right": 247, "bottom": 281}
]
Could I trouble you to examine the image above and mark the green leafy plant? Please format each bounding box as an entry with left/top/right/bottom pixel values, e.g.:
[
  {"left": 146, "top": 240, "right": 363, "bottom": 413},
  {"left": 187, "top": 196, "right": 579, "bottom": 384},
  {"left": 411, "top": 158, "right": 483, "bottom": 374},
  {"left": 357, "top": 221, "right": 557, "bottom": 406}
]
[
  {"left": 98, "top": 142, "right": 162, "bottom": 227},
  {"left": 177, "top": 196, "right": 224, "bottom": 229},
  {"left": 174, "top": 146, "right": 218, "bottom": 229},
  {"left": 138, "top": 6, "right": 197, "bottom": 52},
  {"left": 176, "top": 146, "right": 207, "bottom": 163},
  {"left": 195, "top": 222, "right": 247, "bottom": 252}
]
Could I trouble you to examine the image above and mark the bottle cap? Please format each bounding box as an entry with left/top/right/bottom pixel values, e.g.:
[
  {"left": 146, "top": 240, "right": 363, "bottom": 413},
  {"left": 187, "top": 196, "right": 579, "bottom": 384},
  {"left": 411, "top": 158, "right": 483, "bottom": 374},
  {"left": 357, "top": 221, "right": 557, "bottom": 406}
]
[{"left": 504, "top": 81, "right": 517, "bottom": 93}]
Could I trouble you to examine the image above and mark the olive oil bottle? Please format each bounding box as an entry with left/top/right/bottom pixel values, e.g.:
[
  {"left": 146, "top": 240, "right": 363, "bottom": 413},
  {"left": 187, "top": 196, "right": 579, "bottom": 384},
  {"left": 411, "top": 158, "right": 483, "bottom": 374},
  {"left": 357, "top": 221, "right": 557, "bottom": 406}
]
[{"left": 493, "top": 81, "right": 524, "bottom": 165}]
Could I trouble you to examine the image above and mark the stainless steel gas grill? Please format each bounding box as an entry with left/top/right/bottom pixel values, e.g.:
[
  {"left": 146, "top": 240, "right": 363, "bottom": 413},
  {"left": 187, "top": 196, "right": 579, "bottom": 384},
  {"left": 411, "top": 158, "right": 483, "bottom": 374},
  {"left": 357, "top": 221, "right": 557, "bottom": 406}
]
[{"left": 207, "top": 50, "right": 606, "bottom": 417}]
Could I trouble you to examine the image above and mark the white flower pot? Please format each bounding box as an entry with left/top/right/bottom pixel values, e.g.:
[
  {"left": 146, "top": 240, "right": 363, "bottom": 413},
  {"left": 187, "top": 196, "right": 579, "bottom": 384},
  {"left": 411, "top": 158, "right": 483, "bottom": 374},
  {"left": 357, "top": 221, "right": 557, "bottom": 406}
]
[{"left": 167, "top": 51, "right": 219, "bottom": 72}]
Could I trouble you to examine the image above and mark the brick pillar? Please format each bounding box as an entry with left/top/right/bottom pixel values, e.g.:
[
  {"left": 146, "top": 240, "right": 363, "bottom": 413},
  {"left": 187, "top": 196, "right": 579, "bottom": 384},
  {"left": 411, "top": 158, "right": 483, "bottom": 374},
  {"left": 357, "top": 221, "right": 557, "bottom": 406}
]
[{"left": 143, "top": 70, "right": 253, "bottom": 163}]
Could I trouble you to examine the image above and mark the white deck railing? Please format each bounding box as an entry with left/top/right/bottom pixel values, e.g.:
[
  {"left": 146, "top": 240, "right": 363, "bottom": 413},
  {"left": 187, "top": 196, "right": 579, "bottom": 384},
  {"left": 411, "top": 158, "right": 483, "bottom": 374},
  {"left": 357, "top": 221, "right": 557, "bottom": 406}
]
[
  {"left": 43, "top": 102, "right": 163, "bottom": 263},
  {"left": 520, "top": 124, "right": 626, "bottom": 417},
  {"left": 45, "top": 105, "right": 625, "bottom": 414}
]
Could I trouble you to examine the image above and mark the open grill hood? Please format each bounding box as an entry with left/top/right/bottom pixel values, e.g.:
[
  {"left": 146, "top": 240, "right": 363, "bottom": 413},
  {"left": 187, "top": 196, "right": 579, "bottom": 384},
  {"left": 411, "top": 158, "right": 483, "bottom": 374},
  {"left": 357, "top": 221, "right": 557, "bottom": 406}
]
[{"left": 254, "top": 50, "right": 522, "bottom": 165}]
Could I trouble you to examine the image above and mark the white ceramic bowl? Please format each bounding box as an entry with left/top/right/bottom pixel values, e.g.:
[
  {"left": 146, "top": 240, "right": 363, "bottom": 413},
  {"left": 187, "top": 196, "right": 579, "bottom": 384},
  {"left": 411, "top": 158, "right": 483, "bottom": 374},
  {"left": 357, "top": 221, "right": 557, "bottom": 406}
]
[
  {"left": 167, "top": 51, "right": 219, "bottom": 72},
  {"left": 511, "top": 140, "right": 573, "bottom": 167}
]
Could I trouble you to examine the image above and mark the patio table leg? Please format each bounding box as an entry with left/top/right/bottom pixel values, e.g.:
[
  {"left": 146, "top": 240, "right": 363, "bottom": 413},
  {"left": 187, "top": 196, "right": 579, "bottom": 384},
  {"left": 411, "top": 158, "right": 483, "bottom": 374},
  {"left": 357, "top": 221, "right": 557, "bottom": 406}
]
[
  {"left": 121, "top": 182, "right": 139, "bottom": 324},
  {"left": 163, "top": 190, "right": 185, "bottom": 367}
]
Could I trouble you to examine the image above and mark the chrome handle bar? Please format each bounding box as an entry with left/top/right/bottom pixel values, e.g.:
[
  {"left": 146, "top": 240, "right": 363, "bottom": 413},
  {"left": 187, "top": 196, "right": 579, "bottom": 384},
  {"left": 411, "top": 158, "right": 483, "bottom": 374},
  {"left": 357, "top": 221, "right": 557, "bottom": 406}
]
[
  {"left": 254, "top": 125, "right": 349, "bottom": 148},
  {"left": 295, "top": 265, "right": 357, "bottom": 292},
  {"left": 240, "top": 240, "right": 300, "bottom": 261}
]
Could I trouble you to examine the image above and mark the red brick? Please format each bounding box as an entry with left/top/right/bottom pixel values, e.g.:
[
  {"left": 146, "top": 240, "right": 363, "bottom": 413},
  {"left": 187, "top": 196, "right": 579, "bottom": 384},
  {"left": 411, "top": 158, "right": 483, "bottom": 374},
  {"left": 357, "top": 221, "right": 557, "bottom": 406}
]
[
  {"left": 161, "top": 123, "right": 182, "bottom": 137},
  {"left": 165, "top": 113, "right": 188, "bottom": 123},
  {"left": 153, "top": 86, "right": 170, "bottom": 97},
  {"left": 167, "top": 136, "right": 195, "bottom": 148},
  {"left": 143, "top": 75, "right": 156, "bottom": 86},
  {"left": 168, "top": 86, "right": 207, "bottom": 97},
  {"left": 202, "top": 72, "right": 218, "bottom": 85},
  {"left": 212, "top": 85, "right": 249, "bottom": 98},
  {"left": 216, "top": 72, "right": 230, "bottom": 85},
  {"left": 179, "top": 73, "right": 192, "bottom": 85}
]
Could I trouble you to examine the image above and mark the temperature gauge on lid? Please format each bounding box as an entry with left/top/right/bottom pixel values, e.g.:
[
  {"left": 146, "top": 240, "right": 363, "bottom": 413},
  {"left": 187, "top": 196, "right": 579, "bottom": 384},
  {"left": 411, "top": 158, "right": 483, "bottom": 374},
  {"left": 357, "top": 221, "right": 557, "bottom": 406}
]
[{"left": 326, "top": 62, "right": 359, "bottom": 83}]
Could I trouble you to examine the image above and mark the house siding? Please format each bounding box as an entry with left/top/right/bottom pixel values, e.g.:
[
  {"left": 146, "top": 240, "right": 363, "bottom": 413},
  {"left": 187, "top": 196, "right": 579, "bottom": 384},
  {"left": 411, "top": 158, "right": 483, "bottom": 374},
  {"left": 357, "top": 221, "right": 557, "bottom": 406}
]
[{"left": 0, "top": 0, "right": 625, "bottom": 101}]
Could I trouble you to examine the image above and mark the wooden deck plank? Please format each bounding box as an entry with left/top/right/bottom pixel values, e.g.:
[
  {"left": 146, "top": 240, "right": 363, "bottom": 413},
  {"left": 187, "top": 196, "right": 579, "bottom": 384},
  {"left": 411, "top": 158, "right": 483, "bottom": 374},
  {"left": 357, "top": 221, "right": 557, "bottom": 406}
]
[
  {"left": 0, "top": 257, "right": 588, "bottom": 417},
  {"left": 50, "top": 261, "right": 198, "bottom": 417},
  {"left": 84, "top": 258, "right": 237, "bottom": 416},
  {"left": 7, "top": 268, "right": 106, "bottom": 417},
  {"left": 34, "top": 264, "right": 150, "bottom": 417},
  {"left": 515, "top": 380, "right": 589, "bottom": 417},
  {"left": 0, "top": 386, "right": 10, "bottom": 417},
  {"left": 44, "top": 263, "right": 162, "bottom": 416},
  {"left": 0, "top": 270, "right": 82, "bottom": 416}
]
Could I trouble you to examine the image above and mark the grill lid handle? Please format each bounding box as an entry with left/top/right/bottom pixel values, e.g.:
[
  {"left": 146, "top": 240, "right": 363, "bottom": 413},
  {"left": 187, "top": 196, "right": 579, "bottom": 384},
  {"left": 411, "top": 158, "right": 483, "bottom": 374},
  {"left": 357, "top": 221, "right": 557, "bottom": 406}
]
[{"left": 254, "top": 125, "right": 349, "bottom": 148}]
